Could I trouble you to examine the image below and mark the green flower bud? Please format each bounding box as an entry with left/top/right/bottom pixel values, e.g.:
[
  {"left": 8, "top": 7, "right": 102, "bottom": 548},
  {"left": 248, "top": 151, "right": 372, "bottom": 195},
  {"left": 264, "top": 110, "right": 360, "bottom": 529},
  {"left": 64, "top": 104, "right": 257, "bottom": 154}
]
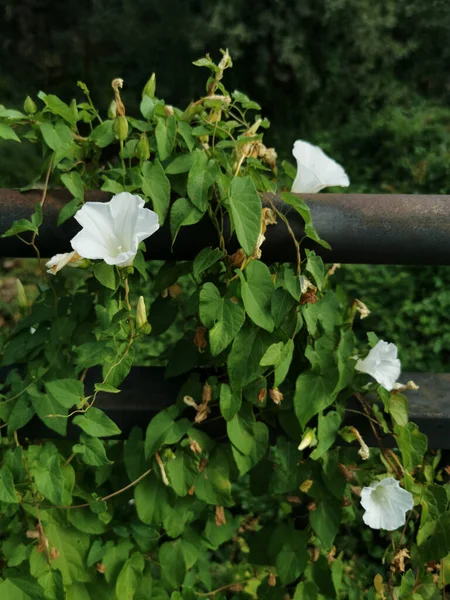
[
  {"left": 16, "top": 278, "right": 28, "bottom": 308},
  {"left": 108, "top": 100, "right": 117, "bottom": 119},
  {"left": 70, "top": 98, "right": 79, "bottom": 121},
  {"left": 298, "top": 429, "right": 316, "bottom": 451},
  {"left": 136, "top": 296, "right": 151, "bottom": 333},
  {"left": 136, "top": 133, "right": 150, "bottom": 162},
  {"left": 143, "top": 73, "right": 156, "bottom": 99},
  {"left": 24, "top": 96, "right": 37, "bottom": 114},
  {"left": 113, "top": 115, "right": 128, "bottom": 141}
]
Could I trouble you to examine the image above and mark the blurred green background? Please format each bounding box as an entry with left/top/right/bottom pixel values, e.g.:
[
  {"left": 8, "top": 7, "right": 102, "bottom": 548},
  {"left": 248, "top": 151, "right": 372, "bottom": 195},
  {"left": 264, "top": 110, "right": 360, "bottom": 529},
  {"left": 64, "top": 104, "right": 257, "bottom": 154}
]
[{"left": 1, "top": 0, "right": 450, "bottom": 371}]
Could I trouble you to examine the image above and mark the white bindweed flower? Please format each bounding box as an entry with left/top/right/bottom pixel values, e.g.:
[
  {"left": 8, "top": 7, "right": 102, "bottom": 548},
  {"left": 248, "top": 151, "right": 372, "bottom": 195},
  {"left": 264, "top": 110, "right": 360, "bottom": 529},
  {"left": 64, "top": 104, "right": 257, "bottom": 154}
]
[
  {"left": 45, "top": 251, "right": 84, "bottom": 275},
  {"left": 355, "top": 340, "right": 401, "bottom": 391},
  {"left": 292, "top": 140, "right": 350, "bottom": 194},
  {"left": 361, "top": 477, "right": 414, "bottom": 530},
  {"left": 70, "top": 192, "right": 159, "bottom": 268}
]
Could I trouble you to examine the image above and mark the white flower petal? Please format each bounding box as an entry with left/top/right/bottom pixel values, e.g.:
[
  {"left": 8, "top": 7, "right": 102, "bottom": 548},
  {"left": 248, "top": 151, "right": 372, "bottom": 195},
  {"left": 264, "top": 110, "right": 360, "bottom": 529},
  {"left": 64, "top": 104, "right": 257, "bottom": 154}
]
[
  {"left": 355, "top": 340, "right": 401, "bottom": 391},
  {"left": 73, "top": 202, "right": 118, "bottom": 254},
  {"left": 71, "top": 229, "right": 111, "bottom": 261},
  {"left": 292, "top": 140, "right": 350, "bottom": 194},
  {"left": 361, "top": 478, "right": 413, "bottom": 531},
  {"left": 45, "top": 251, "right": 83, "bottom": 275},
  {"left": 70, "top": 192, "right": 160, "bottom": 267}
]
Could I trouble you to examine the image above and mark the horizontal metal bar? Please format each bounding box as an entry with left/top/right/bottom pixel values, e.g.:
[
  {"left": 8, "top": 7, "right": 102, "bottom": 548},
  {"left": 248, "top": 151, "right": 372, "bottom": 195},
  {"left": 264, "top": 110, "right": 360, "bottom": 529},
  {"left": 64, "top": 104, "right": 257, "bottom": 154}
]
[
  {"left": 1, "top": 189, "right": 450, "bottom": 264},
  {"left": 15, "top": 368, "right": 450, "bottom": 449}
]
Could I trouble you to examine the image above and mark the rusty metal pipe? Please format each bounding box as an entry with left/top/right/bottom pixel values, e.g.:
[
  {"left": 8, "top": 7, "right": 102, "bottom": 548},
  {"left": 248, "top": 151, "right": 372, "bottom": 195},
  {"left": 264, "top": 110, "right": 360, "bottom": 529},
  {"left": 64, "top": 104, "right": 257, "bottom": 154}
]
[{"left": 0, "top": 189, "right": 449, "bottom": 264}]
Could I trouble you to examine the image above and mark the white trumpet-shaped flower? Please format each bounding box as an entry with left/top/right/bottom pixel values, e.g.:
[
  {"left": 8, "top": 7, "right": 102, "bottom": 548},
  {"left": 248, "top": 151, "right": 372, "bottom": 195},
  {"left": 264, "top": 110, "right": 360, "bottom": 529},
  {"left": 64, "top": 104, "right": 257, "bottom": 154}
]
[
  {"left": 361, "top": 477, "right": 414, "bottom": 530},
  {"left": 70, "top": 192, "right": 159, "bottom": 267},
  {"left": 45, "top": 251, "right": 84, "bottom": 275},
  {"left": 355, "top": 340, "right": 401, "bottom": 391},
  {"left": 292, "top": 140, "right": 350, "bottom": 194}
]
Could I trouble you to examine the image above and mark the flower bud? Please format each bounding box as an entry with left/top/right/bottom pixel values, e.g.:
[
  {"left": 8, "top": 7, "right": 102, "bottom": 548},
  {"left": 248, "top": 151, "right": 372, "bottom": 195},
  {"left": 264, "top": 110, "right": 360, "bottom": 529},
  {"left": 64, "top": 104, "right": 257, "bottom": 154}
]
[
  {"left": 143, "top": 73, "right": 156, "bottom": 99},
  {"left": 113, "top": 115, "right": 128, "bottom": 141},
  {"left": 136, "top": 296, "right": 151, "bottom": 333},
  {"left": 299, "top": 479, "right": 313, "bottom": 493},
  {"left": 16, "top": 278, "right": 28, "bottom": 308},
  {"left": 136, "top": 133, "right": 150, "bottom": 162},
  {"left": 70, "top": 99, "right": 78, "bottom": 121},
  {"left": 298, "top": 429, "right": 316, "bottom": 451},
  {"left": 269, "top": 388, "right": 283, "bottom": 405},
  {"left": 24, "top": 96, "right": 37, "bottom": 114},
  {"left": 108, "top": 100, "right": 117, "bottom": 119}
]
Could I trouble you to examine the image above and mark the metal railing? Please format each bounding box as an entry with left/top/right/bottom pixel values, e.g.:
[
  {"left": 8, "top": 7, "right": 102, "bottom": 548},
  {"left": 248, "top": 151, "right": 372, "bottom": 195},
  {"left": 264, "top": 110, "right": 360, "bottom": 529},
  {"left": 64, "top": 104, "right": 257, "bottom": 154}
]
[{"left": 1, "top": 189, "right": 449, "bottom": 446}]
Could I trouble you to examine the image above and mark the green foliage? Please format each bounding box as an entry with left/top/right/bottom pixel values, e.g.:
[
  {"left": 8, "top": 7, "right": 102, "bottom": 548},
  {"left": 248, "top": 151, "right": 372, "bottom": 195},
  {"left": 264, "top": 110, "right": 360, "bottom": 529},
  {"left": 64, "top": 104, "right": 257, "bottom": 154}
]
[{"left": 0, "top": 50, "right": 448, "bottom": 600}]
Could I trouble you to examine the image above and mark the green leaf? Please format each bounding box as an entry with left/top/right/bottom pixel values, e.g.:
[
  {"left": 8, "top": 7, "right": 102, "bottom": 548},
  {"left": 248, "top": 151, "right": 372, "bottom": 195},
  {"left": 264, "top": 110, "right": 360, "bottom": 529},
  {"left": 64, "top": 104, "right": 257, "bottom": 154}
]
[
  {"left": 159, "top": 540, "right": 187, "bottom": 588},
  {"left": 395, "top": 422, "right": 428, "bottom": 472},
  {"left": 145, "top": 409, "right": 190, "bottom": 458},
  {"left": 33, "top": 454, "right": 65, "bottom": 505},
  {"left": 294, "top": 371, "right": 337, "bottom": 429},
  {"left": 282, "top": 191, "right": 330, "bottom": 249},
  {"left": 389, "top": 394, "right": 409, "bottom": 428},
  {"left": 89, "top": 120, "right": 115, "bottom": 148},
  {"left": 275, "top": 530, "right": 308, "bottom": 584},
  {"left": 73, "top": 407, "right": 121, "bottom": 438},
  {"left": 94, "top": 383, "right": 121, "bottom": 394},
  {"left": 135, "top": 476, "right": 169, "bottom": 525},
  {"left": 238, "top": 260, "right": 275, "bottom": 332},
  {"left": 94, "top": 263, "right": 117, "bottom": 290},
  {"left": 310, "top": 411, "right": 342, "bottom": 460},
  {"left": 101, "top": 177, "right": 124, "bottom": 194},
  {"left": 142, "top": 159, "right": 171, "bottom": 224},
  {"left": 0, "top": 123, "right": 20, "bottom": 142},
  {"left": 1, "top": 217, "right": 37, "bottom": 238},
  {"left": 178, "top": 121, "right": 195, "bottom": 151},
  {"left": 39, "top": 122, "right": 74, "bottom": 158},
  {"left": 231, "top": 421, "right": 269, "bottom": 476},
  {"left": 57, "top": 197, "right": 83, "bottom": 226},
  {"left": 116, "top": 554, "right": 145, "bottom": 600},
  {"left": 0, "top": 465, "right": 19, "bottom": 503},
  {"left": 271, "top": 288, "right": 296, "bottom": 328},
  {"left": 68, "top": 508, "right": 109, "bottom": 535},
  {"left": 193, "top": 247, "right": 225, "bottom": 280},
  {"left": 165, "top": 152, "right": 196, "bottom": 175},
  {"left": 228, "top": 176, "right": 262, "bottom": 255},
  {"left": 419, "top": 511, "right": 450, "bottom": 561},
  {"left": 232, "top": 90, "right": 262, "bottom": 110},
  {"left": 73, "top": 433, "right": 112, "bottom": 467},
  {"left": 195, "top": 450, "right": 233, "bottom": 506},
  {"left": 0, "top": 578, "right": 46, "bottom": 599},
  {"left": 170, "top": 197, "right": 204, "bottom": 245},
  {"left": 334, "top": 329, "right": 355, "bottom": 394},
  {"left": 274, "top": 339, "right": 295, "bottom": 388},
  {"left": 305, "top": 250, "right": 325, "bottom": 291},
  {"left": 199, "top": 283, "right": 245, "bottom": 356},
  {"left": 228, "top": 325, "right": 271, "bottom": 390},
  {"left": 29, "top": 388, "right": 68, "bottom": 436},
  {"left": 7, "top": 395, "right": 35, "bottom": 434},
  {"left": 260, "top": 342, "right": 284, "bottom": 366},
  {"left": 227, "top": 405, "right": 257, "bottom": 455},
  {"left": 166, "top": 450, "right": 198, "bottom": 496},
  {"left": 46, "top": 379, "right": 84, "bottom": 408},
  {"left": 310, "top": 497, "right": 342, "bottom": 549},
  {"left": 61, "top": 171, "right": 84, "bottom": 199},
  {"left": 220, "top": 383, "right": 242, "bottom": 421},
  {"left": 41, "top": 94, "right": 77, "bottom": 124},
  {"left": 45, "top": 522, "right": 90, "bottom": 586},
  {"left": 102, "top": 540, "right": 134, "bottom": 584},
  {"left": 76, "top": 341, "right": 115, "bottom": 370},
  {"left": 187, "top": 150, "right": 215, "bottom": 211},
  {"left": 155, "top": 115, "right": 176, "bottom": 161}
]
